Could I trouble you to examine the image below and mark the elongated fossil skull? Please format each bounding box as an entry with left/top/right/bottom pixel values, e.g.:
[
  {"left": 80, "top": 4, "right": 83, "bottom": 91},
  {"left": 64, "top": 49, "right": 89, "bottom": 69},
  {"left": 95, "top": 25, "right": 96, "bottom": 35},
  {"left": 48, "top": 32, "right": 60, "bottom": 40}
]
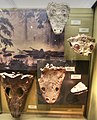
[
  {"left": 67, "top": 34, "right": 95, "bottom": 56},
  {"left": 47, "top": 2, "right": 70, "bottom": 34},
  {"left": 0, "top": 72, "right": 34, "bottom": 118},
  {"left": 38, "top": 64, "right": 66, "bottom": 104}
]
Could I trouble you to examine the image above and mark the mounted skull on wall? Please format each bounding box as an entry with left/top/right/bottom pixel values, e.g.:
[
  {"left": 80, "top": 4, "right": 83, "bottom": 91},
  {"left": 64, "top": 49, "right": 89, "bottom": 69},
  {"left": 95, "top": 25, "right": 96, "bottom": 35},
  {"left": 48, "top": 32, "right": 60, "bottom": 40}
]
[
  {"left": 38, "top": 64, "right": 66, "bottom": 104},
  {"left": 47, "top": 2, "right": 70, "bottom": 34},
  {"left": 0, "top": 72, "right": 34, "bottom": 118},
  {"left": 67, "top": 34, "right": 95, "bottom": 56}
]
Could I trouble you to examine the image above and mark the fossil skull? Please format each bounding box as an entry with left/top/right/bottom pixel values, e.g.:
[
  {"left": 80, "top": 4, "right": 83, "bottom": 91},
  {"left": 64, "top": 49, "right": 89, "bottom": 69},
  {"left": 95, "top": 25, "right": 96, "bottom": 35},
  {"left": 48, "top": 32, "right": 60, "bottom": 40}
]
[
  {"left": 47, "top": 2, "right": 70, "bottom": 34},
  {"left": 38, "top": 64, "right": 66, "bottom": 104},
  {"left": 67, "top": 34, "right": 95, "bottom": 56},
  {"left": 0, "top": 72, "right": 34, "bottom": 118}
]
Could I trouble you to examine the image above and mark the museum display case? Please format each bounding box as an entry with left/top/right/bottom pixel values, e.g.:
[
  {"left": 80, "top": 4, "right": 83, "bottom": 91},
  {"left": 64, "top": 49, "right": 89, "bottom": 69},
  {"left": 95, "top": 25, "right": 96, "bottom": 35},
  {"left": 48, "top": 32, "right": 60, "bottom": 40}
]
[
  {"left": 0, "top": 1, "right": 97, "bottom": 120},
  {"left": 0, "top": 78, "right": 1, "bottom": 113}
]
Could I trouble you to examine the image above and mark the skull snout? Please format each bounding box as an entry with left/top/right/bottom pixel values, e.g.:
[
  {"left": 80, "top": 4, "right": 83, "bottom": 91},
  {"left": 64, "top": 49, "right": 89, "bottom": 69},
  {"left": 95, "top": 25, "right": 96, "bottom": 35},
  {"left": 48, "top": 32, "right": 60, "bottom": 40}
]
[
  {"left": 53, "top": 28, "right": 63, "bottom": 34},
  {"left": 11, "top": 111, "right": 21, "bottom": 118},
  {"left": 9, "top": 99, "right": 22, "bottom": 118},
  {"left": 45, "top": 97, "right": 56, "bottom": 103}
]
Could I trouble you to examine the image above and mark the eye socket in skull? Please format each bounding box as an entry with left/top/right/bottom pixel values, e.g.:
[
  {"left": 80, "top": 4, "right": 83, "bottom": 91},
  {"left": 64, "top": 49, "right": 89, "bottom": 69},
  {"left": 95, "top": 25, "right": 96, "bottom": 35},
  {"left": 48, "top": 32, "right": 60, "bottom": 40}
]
[
  {"left": 63, "top": 14, "right": 66, "bottom": 17},
  {"left": 74, "top": 44, "right": 80, "bottom": 50},
  {"left": 16, "top": 87, "right": 24, "bottom": 98},
  {"left": 41, "top": 87, "right": 45, "bottom": 92},
  {"left": 52, "top": 9, "right": 56, "bottom": 14},
  {"left": 5, "top": 87, "right": 12, "bottom": 98},
  {"left": 55, "top": 87, "right": 59, "bottom": 91},
  {"left": 90, "top": 44, "right": 94, "bottom": 50}
]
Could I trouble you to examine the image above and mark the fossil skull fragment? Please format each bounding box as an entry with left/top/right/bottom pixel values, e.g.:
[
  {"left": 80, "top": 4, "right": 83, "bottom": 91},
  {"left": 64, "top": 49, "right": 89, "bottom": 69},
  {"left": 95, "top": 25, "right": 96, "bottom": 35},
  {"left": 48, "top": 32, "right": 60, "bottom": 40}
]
[
  {"left": 67, "top": 34, "right": 95, "bottom": 56},
  {"left": 71, "top": 82, "right": 88, "bottom": 95},
  {"left": 47, "top": 2, "right": 70, "bottom": 34},
  {"left": 38, "top": 63, "right": 66, "bottom": 104},
  {"left": 0, "top": 72, "right": 34, "bottom": 118}
]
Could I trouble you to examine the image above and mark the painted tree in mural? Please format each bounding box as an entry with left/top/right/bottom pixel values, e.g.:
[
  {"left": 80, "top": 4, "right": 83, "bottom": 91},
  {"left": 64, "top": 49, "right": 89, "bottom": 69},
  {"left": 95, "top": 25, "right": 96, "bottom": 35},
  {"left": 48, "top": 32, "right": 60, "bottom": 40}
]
[
  {"left": 24, "top": 9, "right": 35, "bottom": 40},
  {"left": 18, "top": 9, "right": 48, "bottom": 40},
  {"left": 17, "top": 9, "right": 35, "bottom": 40},
  {"left": 35, "top": 9, "right": 64, "bottom": 46},
  {"left": 36, "top": 9, "right": 48, "bottom": 28},
  {"left": 35, "top": 9, "right": 51, "bottom": 44},
  {"left": 0, "top": 9, "right": 14, "bottom": 51}
]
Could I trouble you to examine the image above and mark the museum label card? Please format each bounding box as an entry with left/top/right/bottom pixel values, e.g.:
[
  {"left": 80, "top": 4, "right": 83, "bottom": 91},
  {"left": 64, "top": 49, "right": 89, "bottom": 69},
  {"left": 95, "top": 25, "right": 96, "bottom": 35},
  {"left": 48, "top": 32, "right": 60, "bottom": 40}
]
[
  {"left": 28, "top": 105, "right": 37, "bottom": 109},
  {"left": 71, "top": 74, "right": 81, "bottom": 79},
  {"left": 71, "top": 20, "right": 81, "bottom": 25},
  {"left": 65, "top": 67, "right": 75, "bottom": 71},
  {"left": 79, "top": 28, "right": 89, "bottom": 33}
]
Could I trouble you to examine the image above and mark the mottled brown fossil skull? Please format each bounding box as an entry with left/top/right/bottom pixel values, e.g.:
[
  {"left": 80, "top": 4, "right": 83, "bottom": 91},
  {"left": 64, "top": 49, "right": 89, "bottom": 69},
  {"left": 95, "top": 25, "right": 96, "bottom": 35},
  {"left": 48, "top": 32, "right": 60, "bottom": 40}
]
[
  {"left": 0, "top": 72, "right": 34, "bottom": 118},
  {"left": 38, "top": 64, "right": 66, "bottom": 104},
  {"left": 47, "top": 2, "right": 70, "bottom": 34},
  {"left": 67, "top": 34, "right": 95, "bottom": 56}
]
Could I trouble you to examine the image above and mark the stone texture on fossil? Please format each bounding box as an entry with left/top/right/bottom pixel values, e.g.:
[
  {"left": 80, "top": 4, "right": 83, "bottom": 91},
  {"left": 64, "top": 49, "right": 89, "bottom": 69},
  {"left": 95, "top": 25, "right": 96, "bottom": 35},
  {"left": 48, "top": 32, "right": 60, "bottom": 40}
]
[
  {"left": 47, "top": 2, "right": 70, "bottom": 34},
  {"left": 0, "top": 72, "right": 34, "bottom": 118},
  {"left": 67, "top": 34, "right": 95, "bottom": 56},
  {"left": 70, "top": 82, "right": 88, "bottom": 95},
  {"left": 38, "top": 64, "right": 66, "bottom": 104}
]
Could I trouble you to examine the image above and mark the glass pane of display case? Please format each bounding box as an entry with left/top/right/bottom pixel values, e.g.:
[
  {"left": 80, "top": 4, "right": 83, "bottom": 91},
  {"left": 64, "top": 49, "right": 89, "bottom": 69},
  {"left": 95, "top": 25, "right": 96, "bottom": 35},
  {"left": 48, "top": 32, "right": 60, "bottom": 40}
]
[
  {"left": 0, "top": 78, "right": 2, "bottom": 113},
  {"left": 0, "top": 6, "right": 95, "bottom": 119}
]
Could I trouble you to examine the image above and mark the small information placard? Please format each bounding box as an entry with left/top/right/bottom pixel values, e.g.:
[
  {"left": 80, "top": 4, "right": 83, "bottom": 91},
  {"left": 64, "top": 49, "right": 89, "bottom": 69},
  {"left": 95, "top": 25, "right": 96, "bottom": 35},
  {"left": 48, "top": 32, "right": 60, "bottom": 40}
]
[
  {"left": 71, "top": 20, "right": 81, "bottom": 25},
  {"left": 28, "top": 105, "right": 37, "bottom": 109},
  {"left": 79, "top": 28, "right": 89, "bottom": 33},
  {"left": 65, "top": 67, "right": 75, "bottom": 72},
  {"left": 71, "top": 74, "right": 81, "bottom": 79}
]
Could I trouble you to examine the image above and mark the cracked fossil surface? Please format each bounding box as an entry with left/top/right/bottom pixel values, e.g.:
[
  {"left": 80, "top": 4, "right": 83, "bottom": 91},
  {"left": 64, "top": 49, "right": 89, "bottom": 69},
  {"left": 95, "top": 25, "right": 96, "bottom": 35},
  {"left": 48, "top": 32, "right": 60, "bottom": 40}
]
[
  {"left": 0, "top": 72, "right": 34, "bottom": 118},
  {"left": 47, "top": 2, "right": 70, "bottom": 34},
  {"left": 67, "top": 34, "right": 95, "bottom": 56},
  {"left": 38, "top": 64, "right": 66, "bottom": 104}
]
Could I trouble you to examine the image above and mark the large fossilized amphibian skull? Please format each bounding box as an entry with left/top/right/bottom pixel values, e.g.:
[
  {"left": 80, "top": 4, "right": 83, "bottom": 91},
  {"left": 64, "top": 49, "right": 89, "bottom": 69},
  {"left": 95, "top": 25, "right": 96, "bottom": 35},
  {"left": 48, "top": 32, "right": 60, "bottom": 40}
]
[
  {"left": 0, "top": 72, "right": 34, "bottom": 118},
  {"left": 67, "top": 34, "right": 95, "bottom": 56},
  {"left": 38, "top": 64, "right": 66, "bottom": 104},
  {"left": 47, "top": 2, "right": 70, "bottom": 34}
]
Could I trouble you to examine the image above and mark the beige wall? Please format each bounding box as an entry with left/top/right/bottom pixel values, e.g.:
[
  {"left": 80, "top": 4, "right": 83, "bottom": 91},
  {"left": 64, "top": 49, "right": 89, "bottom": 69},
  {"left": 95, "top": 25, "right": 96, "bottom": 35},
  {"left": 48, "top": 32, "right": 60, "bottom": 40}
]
[
  {"left": 65, "top": 8, "right": 93, "bottom": 60},
  {"left": 88, "top": 6, "right": 97, "bottom": 120}
]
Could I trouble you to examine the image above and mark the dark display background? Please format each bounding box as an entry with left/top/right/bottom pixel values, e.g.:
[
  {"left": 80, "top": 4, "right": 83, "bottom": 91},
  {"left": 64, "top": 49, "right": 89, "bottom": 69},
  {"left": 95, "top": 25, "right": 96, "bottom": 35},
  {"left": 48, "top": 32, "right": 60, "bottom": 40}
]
[{"left": 37, "top": 60, "right": 89, "bottom": 105}]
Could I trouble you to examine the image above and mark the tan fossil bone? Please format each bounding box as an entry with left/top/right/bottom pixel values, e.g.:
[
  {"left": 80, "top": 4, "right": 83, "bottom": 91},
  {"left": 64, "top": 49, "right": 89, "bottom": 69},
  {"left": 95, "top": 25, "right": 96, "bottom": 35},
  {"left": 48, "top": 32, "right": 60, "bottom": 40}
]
[{"left": 38, "top": 63, "right": 66, "bottom": 104}]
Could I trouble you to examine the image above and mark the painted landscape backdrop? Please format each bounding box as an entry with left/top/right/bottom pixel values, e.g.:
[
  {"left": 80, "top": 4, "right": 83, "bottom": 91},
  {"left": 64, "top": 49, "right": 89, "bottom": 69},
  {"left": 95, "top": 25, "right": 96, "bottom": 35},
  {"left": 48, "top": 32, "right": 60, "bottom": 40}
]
[{"left": 0, "top": 9, "right": 64, "bottom": 71}]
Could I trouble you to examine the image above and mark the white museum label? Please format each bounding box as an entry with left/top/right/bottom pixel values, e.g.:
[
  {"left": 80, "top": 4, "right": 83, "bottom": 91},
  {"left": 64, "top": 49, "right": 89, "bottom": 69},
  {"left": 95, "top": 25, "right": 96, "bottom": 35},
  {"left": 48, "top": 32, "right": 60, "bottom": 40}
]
[
  {"left": 79, "top": 28, "right": 89, "bottom": 33},
  {"left": 71, "top": 20, "right": 81, "bottom": 25},
  {"left": 65, "top": 67, "right": 75, "bottom": 71},
  {"left": 28, "top": 105, "right": 37, "bottom": 109},
  {"left": 71, "top": 74, "right": 81, "bottom": 79}
]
